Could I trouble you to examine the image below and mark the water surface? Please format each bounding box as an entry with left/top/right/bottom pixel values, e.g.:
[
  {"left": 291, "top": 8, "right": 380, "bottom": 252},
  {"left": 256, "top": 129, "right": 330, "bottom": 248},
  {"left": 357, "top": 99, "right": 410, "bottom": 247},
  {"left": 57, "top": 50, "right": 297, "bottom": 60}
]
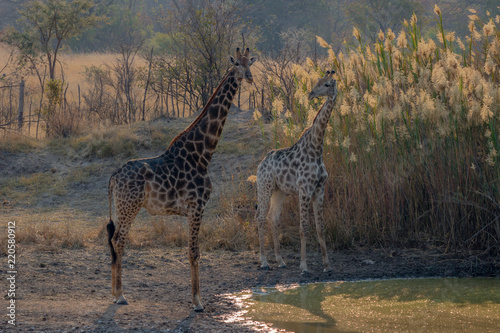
[{"left": 227, "top": 278, "right": 500, "bottom": 332}]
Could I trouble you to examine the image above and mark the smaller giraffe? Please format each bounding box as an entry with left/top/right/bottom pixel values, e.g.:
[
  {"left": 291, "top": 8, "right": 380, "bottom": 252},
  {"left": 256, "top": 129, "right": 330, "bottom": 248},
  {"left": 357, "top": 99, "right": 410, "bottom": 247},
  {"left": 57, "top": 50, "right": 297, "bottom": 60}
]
[{"left": 255, "top": 70, "right": 338, "bottom": 275}]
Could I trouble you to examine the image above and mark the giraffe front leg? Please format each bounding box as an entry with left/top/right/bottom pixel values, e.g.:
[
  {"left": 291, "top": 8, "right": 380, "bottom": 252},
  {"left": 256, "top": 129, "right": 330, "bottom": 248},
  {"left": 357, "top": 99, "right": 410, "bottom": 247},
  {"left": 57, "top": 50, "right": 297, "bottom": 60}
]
[
  {"left": 298, "top": 192, "right": 311, "bottom": 276},
  {"left": 188, "top": 212, "right": 203, "bottom": 312},
  {"left": 257, "top": 215, "right": 270, "bottom": 270},
  {"left": 312, "top": 185, "right": 332, "bottom": 273}
]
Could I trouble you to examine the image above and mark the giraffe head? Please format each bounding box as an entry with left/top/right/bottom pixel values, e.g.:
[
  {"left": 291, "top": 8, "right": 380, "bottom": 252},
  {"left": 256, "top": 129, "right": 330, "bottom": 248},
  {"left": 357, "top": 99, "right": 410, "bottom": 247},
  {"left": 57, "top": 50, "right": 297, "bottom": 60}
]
[
  {"left": 308, "top": 70, "right": 337, "bottom": 100},
  {"left": 229, "top": 47, "right": 257, "bottom": 84}
]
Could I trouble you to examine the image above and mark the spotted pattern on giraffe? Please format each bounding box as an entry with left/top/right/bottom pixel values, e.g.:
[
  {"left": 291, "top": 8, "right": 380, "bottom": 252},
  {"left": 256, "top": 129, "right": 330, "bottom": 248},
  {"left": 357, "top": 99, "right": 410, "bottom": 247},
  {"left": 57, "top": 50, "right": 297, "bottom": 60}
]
[
  {"left": 255, "top": 70, "right": 338, "bottom": 276},
  {"left": 107, "top": 48, "right": 257, "bottom": 312}
]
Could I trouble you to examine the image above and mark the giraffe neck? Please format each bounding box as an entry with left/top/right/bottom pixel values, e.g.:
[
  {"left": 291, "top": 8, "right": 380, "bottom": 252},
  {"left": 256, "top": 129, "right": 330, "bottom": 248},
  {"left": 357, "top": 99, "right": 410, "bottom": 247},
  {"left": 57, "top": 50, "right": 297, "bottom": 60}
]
[
  {"left": 302, "top": 93, "right": 337, "bottom": 152},
  {"left": 166, "top": 68, "right": 240, "bottom": 168}
]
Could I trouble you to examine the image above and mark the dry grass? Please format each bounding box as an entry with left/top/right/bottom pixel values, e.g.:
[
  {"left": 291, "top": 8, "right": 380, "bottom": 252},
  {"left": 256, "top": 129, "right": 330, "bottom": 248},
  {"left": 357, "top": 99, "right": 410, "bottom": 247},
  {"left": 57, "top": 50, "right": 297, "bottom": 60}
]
[
  {"left": 0, "top": 218, "right": 92, "bottom": 255},
  {"left": 0, "top": 172, "right": 63, "bottom": 205},
  {"left": 47, "top": 123, "right": 143, "bottom": 159},
  {"left": 0, "top": 131, "right": 40, "bottom": 153},
  {"left": 125, "top": 212, "right": 257, "bottom": 252}
]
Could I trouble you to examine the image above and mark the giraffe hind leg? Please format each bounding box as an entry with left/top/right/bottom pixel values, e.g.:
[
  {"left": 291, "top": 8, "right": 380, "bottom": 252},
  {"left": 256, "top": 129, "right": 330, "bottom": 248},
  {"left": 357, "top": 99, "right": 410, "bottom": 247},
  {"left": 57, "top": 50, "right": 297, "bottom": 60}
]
[
  {"left": 110, "top": 208, "right": 141, "bottom": 305},
  {"left": 107, "top": 219, "right": 119, "bottom": 301},
  {"left": 269, "top": 190, "right": 287, "bottom": 268},
  {"left": 312, "top": 186, "right": 332, "bottom": 273},
  {"left": 298, "top": 192, "right": 312, "bottom": 275},
  {"left": 256, "top": 183, "right": 271, "bottom": 270}
]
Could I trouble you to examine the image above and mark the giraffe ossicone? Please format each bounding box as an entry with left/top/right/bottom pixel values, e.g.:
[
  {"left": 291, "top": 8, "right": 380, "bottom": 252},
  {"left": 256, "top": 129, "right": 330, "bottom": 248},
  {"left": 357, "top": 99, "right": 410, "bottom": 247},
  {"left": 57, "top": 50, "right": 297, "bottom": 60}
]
[
  {"left": 255, "top": 70, "right": 338, "bottom": 275},
  {"left": 106, "top": 48, "right": 257, "bottom": 312}
]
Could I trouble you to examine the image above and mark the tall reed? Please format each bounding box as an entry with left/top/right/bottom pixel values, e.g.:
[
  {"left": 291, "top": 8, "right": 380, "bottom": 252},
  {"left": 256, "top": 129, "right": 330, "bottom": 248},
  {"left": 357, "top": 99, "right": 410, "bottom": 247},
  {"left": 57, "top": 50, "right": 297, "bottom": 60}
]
[{"left": 255, "top": 8, "right": 500, "bottom": 251}]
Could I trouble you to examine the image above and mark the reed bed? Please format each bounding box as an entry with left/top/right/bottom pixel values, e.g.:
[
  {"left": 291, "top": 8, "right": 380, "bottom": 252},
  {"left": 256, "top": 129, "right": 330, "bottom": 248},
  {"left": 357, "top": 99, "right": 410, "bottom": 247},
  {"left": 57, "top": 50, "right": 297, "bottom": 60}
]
[{"left": 253, "top": 8, "right": 500, "bottom": 252}]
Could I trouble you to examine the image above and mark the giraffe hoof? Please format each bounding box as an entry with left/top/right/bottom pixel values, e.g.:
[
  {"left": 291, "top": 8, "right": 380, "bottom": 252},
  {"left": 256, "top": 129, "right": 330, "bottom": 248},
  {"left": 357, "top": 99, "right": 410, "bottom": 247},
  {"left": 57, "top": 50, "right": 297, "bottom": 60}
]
[
  {"left": 194, "top": 306, "right": 204, "bottom": 313},
  {"left": 115, "top": 296, "right": 128, "bottom": 305},
  {"left": 278, "top": 263, "right": 287, "bottom": 269},
  {"left": 300, "top": 270, "right": 311, "bottom": 278},
  {"left": 259, "top": 265, "right": 270, "bottom": 271},
  {"left": 323, "top": 267, "right": 333, "bottom": 274}
]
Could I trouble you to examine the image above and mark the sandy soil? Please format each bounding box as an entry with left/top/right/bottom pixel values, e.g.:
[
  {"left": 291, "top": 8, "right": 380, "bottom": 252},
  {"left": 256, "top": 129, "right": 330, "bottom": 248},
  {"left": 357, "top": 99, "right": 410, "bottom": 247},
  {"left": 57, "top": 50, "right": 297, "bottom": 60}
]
[{"left": 7, "top": 244, "right": 499, "bottom": 332}]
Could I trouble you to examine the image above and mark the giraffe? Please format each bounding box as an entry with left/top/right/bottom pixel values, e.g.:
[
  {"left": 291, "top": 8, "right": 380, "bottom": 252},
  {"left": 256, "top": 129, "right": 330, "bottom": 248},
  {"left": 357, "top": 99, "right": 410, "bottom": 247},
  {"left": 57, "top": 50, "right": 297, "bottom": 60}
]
[
  {"left": 255, "top": 70, "right": 338, "bottom": 275},
  {"left": 107, "top": 48, "right": 257, "bottom": 312}
]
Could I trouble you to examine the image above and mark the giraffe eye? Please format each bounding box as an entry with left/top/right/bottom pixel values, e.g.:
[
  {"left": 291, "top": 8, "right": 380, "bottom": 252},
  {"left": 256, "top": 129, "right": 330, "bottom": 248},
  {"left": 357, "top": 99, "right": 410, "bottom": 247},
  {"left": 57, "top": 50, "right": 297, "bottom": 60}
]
[
  {"left": 325, "top": 83, "right": 330, "bottom": 87},
  {"left": 235, "top": 62, "right": 240, "bottom": 66}
]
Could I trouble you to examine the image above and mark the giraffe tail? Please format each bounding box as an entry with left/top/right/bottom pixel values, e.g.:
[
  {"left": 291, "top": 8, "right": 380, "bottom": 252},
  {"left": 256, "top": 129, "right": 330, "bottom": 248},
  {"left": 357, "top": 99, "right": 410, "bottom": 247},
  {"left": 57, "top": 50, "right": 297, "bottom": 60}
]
[
  {"left": 107, "top": 220, "right": 116, "bottom": 264},
  {"left": 107, "top": 177, "right": 117, "bottom": 264}
]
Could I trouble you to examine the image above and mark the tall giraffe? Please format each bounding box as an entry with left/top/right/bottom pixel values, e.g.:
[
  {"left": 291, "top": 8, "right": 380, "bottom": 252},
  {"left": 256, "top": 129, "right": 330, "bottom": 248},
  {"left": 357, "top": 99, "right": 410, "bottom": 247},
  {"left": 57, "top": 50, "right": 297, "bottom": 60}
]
[
  {"left": 107, "top": 48, "right": 257, "bottom": 311},
  {"left": 255, "top": 70, "right": 338, "bottom": 275}
]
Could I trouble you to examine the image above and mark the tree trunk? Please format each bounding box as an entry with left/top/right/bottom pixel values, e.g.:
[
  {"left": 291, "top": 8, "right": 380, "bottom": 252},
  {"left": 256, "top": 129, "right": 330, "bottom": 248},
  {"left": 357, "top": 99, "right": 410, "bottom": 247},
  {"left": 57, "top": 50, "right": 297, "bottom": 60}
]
[
  {"left": 261, "top": 88, "right": 265, "bottom": 111},
  {"left": 9, "top": 85, "right": 12, "bottom": 126},
  {"left": 175, "top": 81, "right": 180, "bottom": 117},
  {"left": 142, "top": 47, "right": 154, "bottom": 121},
  {"left": 170, "top": 81, "right": 175, "bottom": 118},
  {"left": 17, "top": 79, "right": 25, "bottom": 130},
  {"left": 182, "top": 87, "right": 187, "bottom": 117}
]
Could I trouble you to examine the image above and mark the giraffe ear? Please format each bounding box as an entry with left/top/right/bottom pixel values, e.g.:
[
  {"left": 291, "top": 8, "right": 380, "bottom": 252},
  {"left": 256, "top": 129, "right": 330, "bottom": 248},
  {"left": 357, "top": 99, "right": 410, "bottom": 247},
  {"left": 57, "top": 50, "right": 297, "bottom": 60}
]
[
  {"left": 249, "top": 56, "right": 257, "bottom": 65},
  {"left": 229, "top": 55, "right": 237, "bottom": 65}
]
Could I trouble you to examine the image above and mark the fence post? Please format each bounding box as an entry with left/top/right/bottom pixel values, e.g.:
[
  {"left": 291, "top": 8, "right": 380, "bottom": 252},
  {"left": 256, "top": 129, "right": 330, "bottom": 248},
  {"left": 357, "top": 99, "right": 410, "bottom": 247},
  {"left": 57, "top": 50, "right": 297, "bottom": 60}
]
[
  {"left": 17, "top": 78, "right": 25, "bottom": 130},
  {"left": 78, "top": 84, "right": 81, "bottom": 112},
  {"left": 28, "top": 98, "right": 32, "bottom": 134}
]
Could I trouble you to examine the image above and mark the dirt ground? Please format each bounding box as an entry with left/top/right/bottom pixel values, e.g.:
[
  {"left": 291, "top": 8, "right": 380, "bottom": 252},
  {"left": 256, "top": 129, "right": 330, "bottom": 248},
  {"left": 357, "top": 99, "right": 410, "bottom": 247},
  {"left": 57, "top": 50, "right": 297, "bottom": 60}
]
[
  {"left": 7, "top": 244, "right": 499, "bottom": 332},
  {"left": 1, "top": 111, "right": 499, "bottom": 332}
]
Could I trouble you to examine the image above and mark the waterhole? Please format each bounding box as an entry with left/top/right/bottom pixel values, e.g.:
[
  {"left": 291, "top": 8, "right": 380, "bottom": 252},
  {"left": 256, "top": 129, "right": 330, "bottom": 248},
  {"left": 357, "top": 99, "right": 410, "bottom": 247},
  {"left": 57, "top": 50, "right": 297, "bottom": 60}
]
[{"left": 225, "top": 277, "right": 500, "bottom": 332}]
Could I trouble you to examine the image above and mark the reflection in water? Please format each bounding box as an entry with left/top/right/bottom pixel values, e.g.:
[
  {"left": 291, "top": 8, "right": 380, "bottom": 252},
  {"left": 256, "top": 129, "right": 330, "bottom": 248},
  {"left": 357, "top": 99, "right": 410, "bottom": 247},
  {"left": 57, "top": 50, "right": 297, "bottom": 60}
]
[{"left": 225, "top": 278, "right": 500, "bottom": 332}]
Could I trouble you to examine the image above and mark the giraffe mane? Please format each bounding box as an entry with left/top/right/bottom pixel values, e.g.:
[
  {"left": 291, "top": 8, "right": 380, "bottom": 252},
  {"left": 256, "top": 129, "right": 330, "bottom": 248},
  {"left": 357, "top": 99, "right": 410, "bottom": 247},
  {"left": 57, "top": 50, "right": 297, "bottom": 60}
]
[
  {"left": 298, "top": 99, "right": 329, "bottom": 139},
  {"left": 311, "top": 99, "right": 329, "bottom": 125},
  {"left": 167, "top": 69, "right": 232, "bottom": 149}
]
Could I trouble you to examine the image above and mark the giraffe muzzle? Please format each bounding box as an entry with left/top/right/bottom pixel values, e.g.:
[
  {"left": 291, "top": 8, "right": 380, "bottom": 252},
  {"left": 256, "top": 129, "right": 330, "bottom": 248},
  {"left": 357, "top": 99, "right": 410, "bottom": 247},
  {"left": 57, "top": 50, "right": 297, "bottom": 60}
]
[{"left": 245, "top": 72, "right": 253, "bottom": 83}]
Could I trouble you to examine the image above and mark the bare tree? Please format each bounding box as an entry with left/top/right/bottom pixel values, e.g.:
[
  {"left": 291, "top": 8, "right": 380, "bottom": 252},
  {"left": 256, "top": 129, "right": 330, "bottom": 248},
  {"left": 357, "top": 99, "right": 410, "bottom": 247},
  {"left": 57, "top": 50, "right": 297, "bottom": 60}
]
[
  {"left": 1, "top": 0, "right": 105, "bottom": 136},
  {"left": 152, "top": 0, "right": 255, "bottom": 112},
  {"left": 3, "top": 0, "right": 104, "bottom": 81},
  {"left": 260, "top": 29, "right": 310, "bottom": 122},
  {"left": 114, "top": 42, "right": 144, "bottom": 124}
]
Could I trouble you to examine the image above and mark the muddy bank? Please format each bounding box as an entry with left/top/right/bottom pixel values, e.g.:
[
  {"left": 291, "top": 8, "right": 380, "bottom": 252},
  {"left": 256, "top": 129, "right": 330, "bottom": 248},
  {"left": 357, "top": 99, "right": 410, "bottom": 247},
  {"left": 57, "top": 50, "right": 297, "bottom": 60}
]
[{"left": 8, "top": 245, "right": 499, "bottom": 332}]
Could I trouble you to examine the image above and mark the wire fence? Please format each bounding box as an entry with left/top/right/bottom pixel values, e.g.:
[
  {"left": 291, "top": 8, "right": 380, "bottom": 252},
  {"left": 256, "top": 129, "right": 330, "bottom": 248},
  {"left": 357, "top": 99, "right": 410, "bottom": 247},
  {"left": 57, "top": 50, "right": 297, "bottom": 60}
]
[
  {"left": 0, "top": 76, "right": 271, "bottom": 140},
  {"left": 0, "top": 79, "right": 45, "bottom": 138}
]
